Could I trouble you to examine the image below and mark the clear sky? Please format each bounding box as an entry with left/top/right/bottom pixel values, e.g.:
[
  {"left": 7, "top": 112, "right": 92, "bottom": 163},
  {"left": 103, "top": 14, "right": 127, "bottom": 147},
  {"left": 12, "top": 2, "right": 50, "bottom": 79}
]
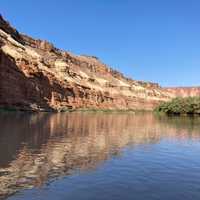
[{"left": 1, "top": 0, "right": 200, "bottom": 86}]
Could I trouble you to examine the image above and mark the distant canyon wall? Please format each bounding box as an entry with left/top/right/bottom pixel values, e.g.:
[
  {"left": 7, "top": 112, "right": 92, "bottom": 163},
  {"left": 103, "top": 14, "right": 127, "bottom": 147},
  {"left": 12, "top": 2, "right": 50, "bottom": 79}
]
[{"left": 163, "top": 87, "right": 200, "bottom": 98}]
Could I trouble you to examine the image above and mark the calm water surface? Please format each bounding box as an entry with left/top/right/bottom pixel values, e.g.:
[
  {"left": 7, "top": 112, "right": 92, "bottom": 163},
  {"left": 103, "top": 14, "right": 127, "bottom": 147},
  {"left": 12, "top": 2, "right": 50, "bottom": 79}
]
[{"left": 0, "top": 112, "right": 200, "bottom": 200}]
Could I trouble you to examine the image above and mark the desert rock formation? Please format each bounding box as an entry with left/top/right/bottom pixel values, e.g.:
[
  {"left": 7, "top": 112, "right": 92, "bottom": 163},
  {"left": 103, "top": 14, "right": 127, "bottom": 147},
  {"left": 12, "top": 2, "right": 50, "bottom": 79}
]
[
  {"left": 0, "top": 15, "right": 199, "bottom": 111},
  {"left": 163, "top": 87, "right": 200, "bottom": 98},
  {"left": 0, "top": 15, "right": 171, "bottom": 111}
]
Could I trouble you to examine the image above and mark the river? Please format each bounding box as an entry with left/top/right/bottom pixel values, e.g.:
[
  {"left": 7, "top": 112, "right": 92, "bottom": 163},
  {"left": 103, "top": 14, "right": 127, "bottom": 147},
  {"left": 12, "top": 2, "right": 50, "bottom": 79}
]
[{"left": 0, "top": 112, "right": 200, "bottom": 200}]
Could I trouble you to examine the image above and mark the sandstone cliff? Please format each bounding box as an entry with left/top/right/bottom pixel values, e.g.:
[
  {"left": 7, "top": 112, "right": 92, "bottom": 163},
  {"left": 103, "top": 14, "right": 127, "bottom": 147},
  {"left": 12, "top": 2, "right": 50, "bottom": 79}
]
[
  {"left": 0, "top": 15, "right": 198, "bottom": 111},
  {"left": 0, "top": 15, "right": 171, "bottom": 111},
  {"left": 163, "top": 87, "right": 200, "bottom": 98}
]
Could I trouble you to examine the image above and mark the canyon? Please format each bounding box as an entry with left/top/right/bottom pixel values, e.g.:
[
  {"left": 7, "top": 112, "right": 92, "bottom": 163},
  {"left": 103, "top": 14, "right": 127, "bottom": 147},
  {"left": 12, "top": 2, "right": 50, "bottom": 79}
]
[{"left": 0, "top": 15, "right": 199, "bottom": 112}]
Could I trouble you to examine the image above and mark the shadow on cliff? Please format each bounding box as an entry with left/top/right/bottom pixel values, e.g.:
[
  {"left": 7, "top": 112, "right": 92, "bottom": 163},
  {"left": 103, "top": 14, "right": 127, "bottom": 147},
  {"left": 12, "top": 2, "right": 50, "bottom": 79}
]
[{"left": 0, "top": 49, "right": 67, "bottom": 111}]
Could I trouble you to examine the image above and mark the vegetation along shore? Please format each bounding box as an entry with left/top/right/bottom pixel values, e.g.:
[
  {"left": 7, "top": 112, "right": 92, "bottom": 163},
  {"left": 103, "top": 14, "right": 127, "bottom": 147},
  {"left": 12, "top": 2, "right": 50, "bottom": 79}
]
[{"left": 155, "top": 97, "right": 200, "bottom": 115}]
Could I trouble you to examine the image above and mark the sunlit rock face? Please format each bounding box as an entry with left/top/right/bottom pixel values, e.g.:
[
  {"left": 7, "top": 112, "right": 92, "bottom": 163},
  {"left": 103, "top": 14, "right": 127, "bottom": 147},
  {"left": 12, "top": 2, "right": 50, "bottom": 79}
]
[
  {"left": 0, "top": 112, "right": 200, "bottom": 198},
  {"left": 0, "top": 15, "right": 171, "bottom": 111},
  {"left": 163, "top": 87, "right": 200, "bottom": 98}
]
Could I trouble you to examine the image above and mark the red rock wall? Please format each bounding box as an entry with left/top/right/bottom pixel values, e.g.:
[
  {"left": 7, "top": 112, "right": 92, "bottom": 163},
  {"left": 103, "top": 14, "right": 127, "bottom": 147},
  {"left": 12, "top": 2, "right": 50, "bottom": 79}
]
[
  {"left": 0, "top": 14, "right": 199, "bottom": 112},
  {"left": 163, "top": 87, "right": 200, "bottom": 98}
]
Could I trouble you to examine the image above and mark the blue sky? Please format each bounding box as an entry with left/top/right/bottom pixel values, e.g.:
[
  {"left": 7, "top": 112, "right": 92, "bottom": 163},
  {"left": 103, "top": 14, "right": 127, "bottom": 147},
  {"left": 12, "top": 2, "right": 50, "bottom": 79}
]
[{"left": 1, "top": 0, "right": 200, "bottom": 86}]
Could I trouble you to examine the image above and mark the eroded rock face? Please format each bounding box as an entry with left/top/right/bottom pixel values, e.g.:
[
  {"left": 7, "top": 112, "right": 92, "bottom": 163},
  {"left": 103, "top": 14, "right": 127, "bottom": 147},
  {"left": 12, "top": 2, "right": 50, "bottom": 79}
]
[
  {"left": 0, "top": 15, "right": 198, "bottom": 111},
  {"left": 0, "top": 15, "right": 24, "bottom": 45},
  {"left": 163, "top": 87, "right": 200, "bottom": 98}
]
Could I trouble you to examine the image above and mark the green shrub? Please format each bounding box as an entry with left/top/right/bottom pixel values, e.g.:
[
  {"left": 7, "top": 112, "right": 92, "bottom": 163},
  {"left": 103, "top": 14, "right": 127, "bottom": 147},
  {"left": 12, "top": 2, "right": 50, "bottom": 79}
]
[{"left": 155, "top": 97, "right": 200, "bottom": 115}]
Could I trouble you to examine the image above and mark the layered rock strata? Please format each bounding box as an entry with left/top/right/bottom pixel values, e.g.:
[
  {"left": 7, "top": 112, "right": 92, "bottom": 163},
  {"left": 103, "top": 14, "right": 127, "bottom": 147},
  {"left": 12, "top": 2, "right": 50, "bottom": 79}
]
[
  {"left": 0, "top": 15, "right": 171, "bottom": 111},
  {"left": 163, "top": 87, "right": 200, "bottom": 98},
  {"left": 0, "top": 15, "right": 199, "bottom": 111}
]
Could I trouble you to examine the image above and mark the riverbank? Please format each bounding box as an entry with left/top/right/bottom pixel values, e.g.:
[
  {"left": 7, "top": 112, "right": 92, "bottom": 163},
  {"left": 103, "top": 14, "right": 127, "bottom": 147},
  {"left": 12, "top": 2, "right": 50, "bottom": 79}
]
[
  {"left": 0, "top": 107, "right": 152, "bottom": 114},
  {"left": 154, "top": 97, "right": 200, "bottom": 116}
]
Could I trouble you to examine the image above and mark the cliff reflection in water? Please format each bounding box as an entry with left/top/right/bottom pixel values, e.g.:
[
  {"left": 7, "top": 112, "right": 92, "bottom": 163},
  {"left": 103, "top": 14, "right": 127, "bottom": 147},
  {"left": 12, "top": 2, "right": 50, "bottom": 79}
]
[{"left": 0, "top": 112, "right": 200, "bottom": 198}]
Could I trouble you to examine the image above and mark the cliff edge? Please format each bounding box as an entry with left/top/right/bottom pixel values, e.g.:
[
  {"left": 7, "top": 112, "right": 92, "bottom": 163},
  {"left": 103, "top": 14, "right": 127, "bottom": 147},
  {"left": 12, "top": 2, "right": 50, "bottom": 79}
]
[{"left": 0, "top": 15, "right": 196, "bottom": 112}]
